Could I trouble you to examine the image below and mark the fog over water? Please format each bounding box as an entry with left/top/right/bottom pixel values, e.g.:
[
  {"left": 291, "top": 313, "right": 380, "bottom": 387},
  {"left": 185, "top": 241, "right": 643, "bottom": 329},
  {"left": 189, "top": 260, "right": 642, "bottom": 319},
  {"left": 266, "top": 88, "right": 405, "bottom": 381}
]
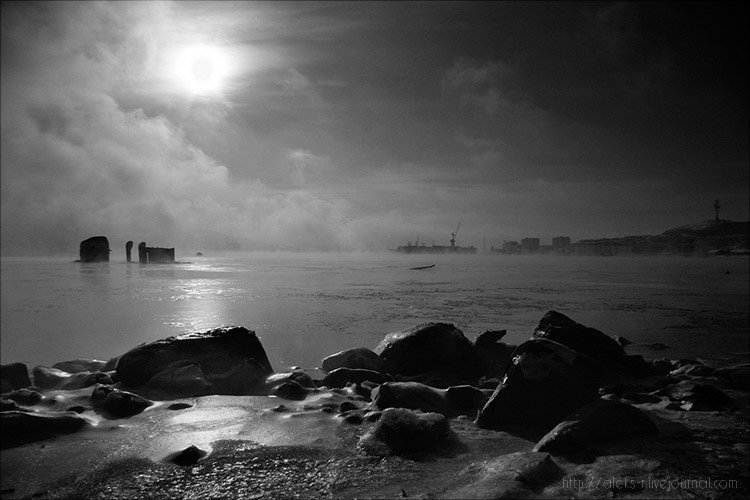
[{"left": 2, "top": 253, "right": 747, "bottom": 370}]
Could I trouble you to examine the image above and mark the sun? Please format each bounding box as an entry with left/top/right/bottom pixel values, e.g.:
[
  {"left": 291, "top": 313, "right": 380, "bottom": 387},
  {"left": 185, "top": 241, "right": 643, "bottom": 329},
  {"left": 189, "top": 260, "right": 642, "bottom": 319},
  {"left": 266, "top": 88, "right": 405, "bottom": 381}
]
[{"left": 173, "top": 44, "right": 229, "bottom": 96}]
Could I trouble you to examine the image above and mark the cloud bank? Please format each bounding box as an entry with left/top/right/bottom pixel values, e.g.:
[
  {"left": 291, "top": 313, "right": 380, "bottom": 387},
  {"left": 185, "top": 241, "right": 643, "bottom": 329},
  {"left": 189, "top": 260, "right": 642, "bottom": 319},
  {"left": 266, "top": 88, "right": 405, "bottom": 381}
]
[
  {"left": 1, "top": 2, "right": 365, "bottom": 254},
  {"left": 2, "top": 2, "right": 747, "bottom": 255}
]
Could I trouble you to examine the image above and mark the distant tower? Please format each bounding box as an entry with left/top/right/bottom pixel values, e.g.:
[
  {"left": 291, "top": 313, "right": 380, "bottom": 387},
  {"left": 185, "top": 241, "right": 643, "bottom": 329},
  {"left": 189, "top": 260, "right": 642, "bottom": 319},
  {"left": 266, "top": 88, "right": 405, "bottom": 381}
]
[{"left": 714, "top": 199, "right": 720, "bottom": 223}]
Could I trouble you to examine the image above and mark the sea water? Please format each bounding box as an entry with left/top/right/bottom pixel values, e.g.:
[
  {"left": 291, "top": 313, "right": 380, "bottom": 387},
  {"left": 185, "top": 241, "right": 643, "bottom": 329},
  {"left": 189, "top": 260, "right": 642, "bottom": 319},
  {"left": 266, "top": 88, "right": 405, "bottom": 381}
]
[{"left": 1, "top": 252, "right": 748, "bottom": 370}]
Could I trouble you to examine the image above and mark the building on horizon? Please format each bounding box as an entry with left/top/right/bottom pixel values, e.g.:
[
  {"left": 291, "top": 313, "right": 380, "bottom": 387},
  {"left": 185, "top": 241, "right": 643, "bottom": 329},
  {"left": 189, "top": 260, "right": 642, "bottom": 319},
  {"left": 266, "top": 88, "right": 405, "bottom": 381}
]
[
  {"left": 521, "top": 237, "right": 540, "bottom": 253},
  {"left": 552, "top": 236, "right": 572, "bottom": 254},
  {"left": 552, "top": 236, "right": 571, "bottom": 249},
  {"left": 503, "top": 240, "right": 520, "bottom": 253}
]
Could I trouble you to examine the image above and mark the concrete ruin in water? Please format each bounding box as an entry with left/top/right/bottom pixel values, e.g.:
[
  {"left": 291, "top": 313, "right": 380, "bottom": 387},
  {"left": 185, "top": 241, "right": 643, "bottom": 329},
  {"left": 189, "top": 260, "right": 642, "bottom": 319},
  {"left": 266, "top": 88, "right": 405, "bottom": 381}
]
[
  {"left": 79, "top": 237, "right": 175, "bottom": 263},
  {"left": 127, "top": 241, "right": 175, "bottom": 264},
  {"left": 79, "top": 236, "right": 110, "bottom": 262}
]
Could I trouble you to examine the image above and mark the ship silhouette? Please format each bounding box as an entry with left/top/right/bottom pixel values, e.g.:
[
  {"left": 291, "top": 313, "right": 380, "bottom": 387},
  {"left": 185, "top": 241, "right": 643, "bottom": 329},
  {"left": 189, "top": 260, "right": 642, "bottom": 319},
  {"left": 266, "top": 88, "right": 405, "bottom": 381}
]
[{"left": 395, "top": 222, "right": 477, "bottom": 254}]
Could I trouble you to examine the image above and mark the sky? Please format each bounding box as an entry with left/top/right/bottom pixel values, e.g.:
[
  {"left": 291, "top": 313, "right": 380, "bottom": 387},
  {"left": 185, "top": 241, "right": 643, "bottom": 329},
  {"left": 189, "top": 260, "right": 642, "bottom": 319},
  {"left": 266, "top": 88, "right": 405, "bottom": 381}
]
[{"left": 1, "top": 1, "right": 748, "bottom": 254}]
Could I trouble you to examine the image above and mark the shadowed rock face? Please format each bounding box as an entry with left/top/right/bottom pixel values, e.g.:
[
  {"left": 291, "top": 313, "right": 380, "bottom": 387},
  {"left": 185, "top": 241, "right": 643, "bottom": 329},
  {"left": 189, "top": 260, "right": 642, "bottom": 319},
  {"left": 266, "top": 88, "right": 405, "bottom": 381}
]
[
  {"left": 1, "top": 410, "right": 91, "bottom": 449},
  {"left": 4, "top": 388, "right": 42, "bottom": 406},
  {"left": 115, "top": 326, "right": 273, "bottom": 396},
  {"left": 533, "top": 399, "right": 658, "bottom": 453},
  {"left": 476, "top": 338, "right": 599, "bottom": 429},
  {"left": 446, "top": 451, "right": 563, "bottom": 498},
  {"left": 164, "top": 445, "right": 208, "bottom": 466},
  {"left": 79, "top": 236, "right": 110, "bottom": 262},
  {"left": 532, "top": 311, "right": 624, "bottom": 368}
]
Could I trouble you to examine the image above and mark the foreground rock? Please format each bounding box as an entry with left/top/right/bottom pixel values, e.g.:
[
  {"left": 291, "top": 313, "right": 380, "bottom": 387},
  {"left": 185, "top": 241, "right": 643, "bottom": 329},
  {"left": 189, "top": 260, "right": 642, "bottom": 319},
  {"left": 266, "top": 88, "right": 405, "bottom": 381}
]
[
  {"left": 3, "top": 388, "right": 42, "bottom": 406},
  {"left": 52, "top": 359, "right": 107, "bottom": 374},
  {"left": 371, "top": 381, "right": 487, "bottom": 418},
  {"left": 91, "top": 385, "right": 153, "bottom": 419},
  {"left": 375, "top": 323, "right": 484, "bottom": 386},
  {"left": 660, "top": 380, "right": 736, "bottom": 411},
  {"left": 359, "top": 407, "right": 459, "bottom": 456},
  {"left": 534, "top": 399, "right": 658, "bottom": 454},
  {"left": 473, "top": 329, "right": 516, "bottom": 378},
  {"left": 116, "top": 326, "right": 273, "bottom": 396},
  {"left": 263, "top": 371, "right": 316, "bottom": 395},
  {"left": 321, "top": 368, "right": 392, "bottom": 388},
  {"left": 2, "top": 384, "right": 747, "bottom": 499},
  {"left": 164, "top": 445, "right": 208, "bottom": 466},
  {"left": 476, "top": 338, "right": 598, "bottom": 429},
  {"left": 321, "top": 347, "right": 388, "bottom": 374},
  {"left": 1, "top": 363, "right": 32, "bottom": 393},
  {"left": 269, "top": 381, "right": 309, "bottom": 400},
  {"left": 1, "top": 410, "right": 91, "bottom": 449}
]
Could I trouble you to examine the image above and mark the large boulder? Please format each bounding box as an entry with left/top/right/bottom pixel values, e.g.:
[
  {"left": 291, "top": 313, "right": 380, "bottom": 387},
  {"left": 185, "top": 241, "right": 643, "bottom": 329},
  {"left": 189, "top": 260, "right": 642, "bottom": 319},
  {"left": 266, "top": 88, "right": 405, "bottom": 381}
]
[
  {"left": 1, "top": 410, "right": 91, "bottom": 449},
  {"left": 116, "top": 327, "right": 273, "bottom": 395},
  {"left": 375, "top": 323, "right": 484, "bottom": 385},
  {"left": 321, "top": 368, "right": 392, "bottom": 389},
  {"left": 358, "top": 408, "right": 459, "bottom": 456},
  {"left": 371, "top": 381, "right": 487, "bottom": 418},
  {"left": 321, "top": 347, "right": 388, "bottom": 374},
  {"left": 534, "top": 399, "right": 658, "bottom": 454},
  {"left": 475, "top": 339, "right": 599, "bottom": 429},
  {"left": 532, "top": 311, "right": 624, "bottom": 368},
  {"left": 1, "top": 363, "right": 31, "bottom": 393},
  {"left": 90, "top": 385, "right": 153, "bottom": 419}
]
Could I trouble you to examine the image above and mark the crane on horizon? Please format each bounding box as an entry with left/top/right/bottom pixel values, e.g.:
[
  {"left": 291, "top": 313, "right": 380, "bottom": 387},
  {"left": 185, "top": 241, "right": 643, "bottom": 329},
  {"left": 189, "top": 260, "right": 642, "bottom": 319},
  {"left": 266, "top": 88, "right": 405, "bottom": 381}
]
[{"left": 450, "top": 221, "right": 461, "bottom": 248}]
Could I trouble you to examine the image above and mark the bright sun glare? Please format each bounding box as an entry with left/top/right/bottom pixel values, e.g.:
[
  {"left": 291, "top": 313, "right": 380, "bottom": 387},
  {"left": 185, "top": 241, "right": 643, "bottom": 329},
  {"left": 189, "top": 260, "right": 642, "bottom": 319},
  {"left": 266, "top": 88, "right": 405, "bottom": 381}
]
[{"left": 173, "top": 44, "right": 229, "bottom": 96}]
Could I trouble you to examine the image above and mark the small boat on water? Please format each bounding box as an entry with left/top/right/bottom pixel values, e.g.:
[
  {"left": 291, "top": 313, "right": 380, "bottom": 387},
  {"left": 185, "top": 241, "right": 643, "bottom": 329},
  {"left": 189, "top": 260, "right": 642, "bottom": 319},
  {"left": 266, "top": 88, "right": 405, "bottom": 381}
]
[{"left": 410, "top": 264, "right": 436, "bottom": 270}]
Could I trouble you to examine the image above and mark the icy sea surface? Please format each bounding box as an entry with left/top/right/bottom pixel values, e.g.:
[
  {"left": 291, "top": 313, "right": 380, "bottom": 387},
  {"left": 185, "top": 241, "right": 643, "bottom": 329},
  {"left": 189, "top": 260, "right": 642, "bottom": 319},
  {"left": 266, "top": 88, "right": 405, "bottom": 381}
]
[{"left": 1, "top": 252, "right": 748, "bottom": 370}]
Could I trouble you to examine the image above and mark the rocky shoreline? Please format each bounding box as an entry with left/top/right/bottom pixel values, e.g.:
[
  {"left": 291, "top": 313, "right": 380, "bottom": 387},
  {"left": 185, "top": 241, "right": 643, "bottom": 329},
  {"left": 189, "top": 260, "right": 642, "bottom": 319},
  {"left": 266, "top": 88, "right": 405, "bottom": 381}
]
[{"left": 2, "top": 311, "right": 748, "bottom": 499}]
